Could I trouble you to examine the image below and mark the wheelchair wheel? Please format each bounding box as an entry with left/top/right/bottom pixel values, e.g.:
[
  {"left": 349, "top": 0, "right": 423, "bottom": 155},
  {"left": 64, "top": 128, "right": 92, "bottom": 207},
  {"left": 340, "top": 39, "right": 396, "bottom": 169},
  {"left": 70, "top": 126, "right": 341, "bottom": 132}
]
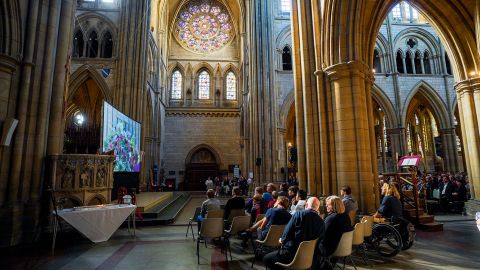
[
  {"left": 371, "top": 223, "right": 403, "bottom": 257},
  {"left": 401, "top": 223, "right": 415, "bottom": 251}
]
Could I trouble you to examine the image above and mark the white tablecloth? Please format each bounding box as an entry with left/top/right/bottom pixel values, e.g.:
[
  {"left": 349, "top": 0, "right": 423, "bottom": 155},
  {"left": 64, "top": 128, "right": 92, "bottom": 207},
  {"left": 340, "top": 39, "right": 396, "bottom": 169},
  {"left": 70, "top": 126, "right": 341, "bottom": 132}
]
[{"left": 56, "top": 204, "right": 136, "bottom": 243}]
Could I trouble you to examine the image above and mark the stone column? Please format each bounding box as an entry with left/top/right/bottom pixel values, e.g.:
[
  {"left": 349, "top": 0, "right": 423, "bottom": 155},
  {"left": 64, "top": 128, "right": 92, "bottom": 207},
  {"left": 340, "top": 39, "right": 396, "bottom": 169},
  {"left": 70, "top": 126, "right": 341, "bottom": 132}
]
[
  {"left": 455, "top": 78, "right": 480, "bottom": 199},
  {"left": 324, "top": 61, "right": 378, "bottom": 212},
  {"left": 439, "top": 128, "right": 460, "bottom": 172}
]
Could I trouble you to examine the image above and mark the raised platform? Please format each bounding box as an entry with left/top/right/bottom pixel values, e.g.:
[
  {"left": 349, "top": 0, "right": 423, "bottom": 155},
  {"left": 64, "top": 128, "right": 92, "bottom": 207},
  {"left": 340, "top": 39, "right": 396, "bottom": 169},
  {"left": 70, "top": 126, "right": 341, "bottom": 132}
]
[{"left": 135, "top": 192, "right": 173, "bottom": 212}]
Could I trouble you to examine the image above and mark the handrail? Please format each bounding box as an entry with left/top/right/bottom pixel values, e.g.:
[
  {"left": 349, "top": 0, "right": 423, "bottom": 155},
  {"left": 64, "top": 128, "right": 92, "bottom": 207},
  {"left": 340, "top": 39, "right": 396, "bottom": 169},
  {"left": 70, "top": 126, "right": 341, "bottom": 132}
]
[{"left": 381, "top": 168, "right": 421, "bottom": 225}]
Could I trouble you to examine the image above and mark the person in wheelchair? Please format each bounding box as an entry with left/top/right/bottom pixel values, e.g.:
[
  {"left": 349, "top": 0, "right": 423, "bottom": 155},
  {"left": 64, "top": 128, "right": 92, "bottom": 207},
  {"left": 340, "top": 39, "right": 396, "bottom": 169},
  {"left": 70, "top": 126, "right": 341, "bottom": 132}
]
[
  {"left": 374, "top": 183, "right": 402, "bottom": 220},
  {"left": 374, "top": 183, "right": 413, "bottom": 251}
]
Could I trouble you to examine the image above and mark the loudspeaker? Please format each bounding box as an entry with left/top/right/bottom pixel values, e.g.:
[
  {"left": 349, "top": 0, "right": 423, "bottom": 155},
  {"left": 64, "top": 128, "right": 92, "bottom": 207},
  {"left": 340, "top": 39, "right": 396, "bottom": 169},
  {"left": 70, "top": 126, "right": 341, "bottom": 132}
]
[
  {"left": 255, "top": 158, "right": 262, "bottom": 166},
  {"left": 0, "top": 118, "right": 19, "bottom": 146}
]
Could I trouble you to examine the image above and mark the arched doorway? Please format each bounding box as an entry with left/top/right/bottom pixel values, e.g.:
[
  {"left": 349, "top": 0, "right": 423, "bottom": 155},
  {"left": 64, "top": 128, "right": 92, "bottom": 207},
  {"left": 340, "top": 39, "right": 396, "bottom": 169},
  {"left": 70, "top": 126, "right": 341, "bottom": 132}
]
[
  {"left": 285, "top": 102, "right": 297, "bottom": 179},
  {"left": 404, "top": 88, "right": 447, "bottom": 172},
  {"left": 185, "top": 146, "right": 220, "bottom": 190},
  {"left": 64, "top": 78, "right": 105, "bottom": 154}
]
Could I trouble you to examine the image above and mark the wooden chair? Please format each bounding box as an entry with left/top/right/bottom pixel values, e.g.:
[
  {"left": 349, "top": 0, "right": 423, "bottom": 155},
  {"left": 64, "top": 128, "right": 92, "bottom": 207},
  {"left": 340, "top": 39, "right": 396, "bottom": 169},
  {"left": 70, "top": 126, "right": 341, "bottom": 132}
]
[
  {"left": 328, "top": 231, "right": 357, "bottom": 270},
  {"left": 275, "top": 238, "right": 318, "bottom": 270},
  {"left": 197, "top": 218, "right": 226, "bottom": 264},
  {"left": 224, "top": 215, "right": 251, "bottom": 260},
  {"left": 186, "top": 207, "right": 201, "bottom": 240},
  {"left": 352, "top": 221, "right": 371, "bottom": 266},
  {"left": 206, "top": 209, "right": 224, "bottom": 219},
  {"left": 251, "top": 224, "right": 286, "bottom": 267}
]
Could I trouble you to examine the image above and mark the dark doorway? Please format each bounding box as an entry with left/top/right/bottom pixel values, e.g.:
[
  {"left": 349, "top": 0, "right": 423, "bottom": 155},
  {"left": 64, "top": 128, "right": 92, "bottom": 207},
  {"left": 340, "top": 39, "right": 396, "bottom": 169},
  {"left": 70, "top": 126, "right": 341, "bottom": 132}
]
[{"left": 185, "top": 148, "right": 218, "bottom": 190}]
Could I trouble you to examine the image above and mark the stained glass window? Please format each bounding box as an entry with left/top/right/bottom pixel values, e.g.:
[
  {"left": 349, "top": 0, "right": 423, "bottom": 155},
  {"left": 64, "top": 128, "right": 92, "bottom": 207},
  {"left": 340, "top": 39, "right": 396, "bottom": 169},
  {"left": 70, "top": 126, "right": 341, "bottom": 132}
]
[
  {"left": 225, "top": 72, "right": 236, "bottom": 100},
  {"left": 174, "top": 0, "right": 234, "bottom": 53},
  {"left": 198, "top": 70, "right": 210, "bottom": 99},
  {"left": 280, "top": 0, "right": 291, "bottom": 14},
  {"left": 171, "top": 70, "right": 182, "bottom": 99},
  {"left": 392, "top": 5, "right": 401, "bottom": 19}
]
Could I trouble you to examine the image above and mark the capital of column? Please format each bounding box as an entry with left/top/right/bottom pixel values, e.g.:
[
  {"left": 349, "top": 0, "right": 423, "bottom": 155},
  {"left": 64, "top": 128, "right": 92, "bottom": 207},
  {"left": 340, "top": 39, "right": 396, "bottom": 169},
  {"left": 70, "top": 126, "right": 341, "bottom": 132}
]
[
  {"left": 454, "top": 77, "right": 480, "bottom": 96},
  {"left": 0, "top": 54, "right": 20, "bottom": 72},
  {"left": 438, "top": 127, "right": 457, "bottom": 135},
  {"left": 323, "top": 60, "right": 374, "bottom": 83},
  {"left": 386, "top": 127, "right": 406, "bottom": 135}
]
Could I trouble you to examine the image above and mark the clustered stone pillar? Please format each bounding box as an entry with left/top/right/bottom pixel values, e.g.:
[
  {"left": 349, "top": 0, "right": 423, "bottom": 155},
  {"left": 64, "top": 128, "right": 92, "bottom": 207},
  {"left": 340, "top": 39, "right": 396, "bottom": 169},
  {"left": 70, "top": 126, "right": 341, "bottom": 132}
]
[
  {"left": 455, "top": 78, "right": 480, "bottom": 200},
  {"left": 323, "top": 62, "right": 378, "bottom": 212}
]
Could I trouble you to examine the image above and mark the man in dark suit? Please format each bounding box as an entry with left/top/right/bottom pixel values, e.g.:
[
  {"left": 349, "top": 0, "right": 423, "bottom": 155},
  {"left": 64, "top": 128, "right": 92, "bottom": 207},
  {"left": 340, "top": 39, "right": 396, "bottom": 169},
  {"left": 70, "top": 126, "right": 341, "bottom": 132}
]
[
  {"left": 263, "top": 197, "right": 325, "bottom": 270},
  {"left": 438, "top": 175, "right": 454, "bottom": 211}
]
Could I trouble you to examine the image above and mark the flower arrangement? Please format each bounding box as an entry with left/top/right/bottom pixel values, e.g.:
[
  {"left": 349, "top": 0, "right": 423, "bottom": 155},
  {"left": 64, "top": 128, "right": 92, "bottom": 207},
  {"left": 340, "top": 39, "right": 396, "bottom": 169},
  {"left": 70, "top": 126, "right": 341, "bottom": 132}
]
[{"left": 103, "top": 120, "right": 140, "bottom": 172}]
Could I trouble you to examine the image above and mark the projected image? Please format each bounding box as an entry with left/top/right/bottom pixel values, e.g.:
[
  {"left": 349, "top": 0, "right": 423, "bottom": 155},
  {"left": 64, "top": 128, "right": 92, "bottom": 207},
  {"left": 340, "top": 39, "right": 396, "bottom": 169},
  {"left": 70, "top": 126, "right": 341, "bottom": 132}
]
[{"left": 102, "top": 102, "right": 141, "bottom": 172}]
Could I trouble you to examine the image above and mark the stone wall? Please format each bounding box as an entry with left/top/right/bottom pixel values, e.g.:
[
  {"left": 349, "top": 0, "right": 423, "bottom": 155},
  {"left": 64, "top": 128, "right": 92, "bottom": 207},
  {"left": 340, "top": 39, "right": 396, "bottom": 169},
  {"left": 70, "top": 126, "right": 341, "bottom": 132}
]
[{"left": 163, "top": 112, "right": 241, "bottom": 188}]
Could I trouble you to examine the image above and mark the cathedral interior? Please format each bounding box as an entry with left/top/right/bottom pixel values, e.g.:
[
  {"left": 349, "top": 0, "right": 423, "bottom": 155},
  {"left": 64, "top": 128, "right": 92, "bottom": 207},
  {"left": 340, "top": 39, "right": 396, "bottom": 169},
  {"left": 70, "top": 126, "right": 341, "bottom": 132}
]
[{"left": 1, "top": 0, "right": 480, "bottom": 269}]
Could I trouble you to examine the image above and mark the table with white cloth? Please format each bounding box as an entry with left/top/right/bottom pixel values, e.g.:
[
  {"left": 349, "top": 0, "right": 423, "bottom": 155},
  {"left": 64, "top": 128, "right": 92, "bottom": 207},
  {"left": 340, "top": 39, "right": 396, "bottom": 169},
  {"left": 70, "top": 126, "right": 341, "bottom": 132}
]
[{"left": 52, "top": 204, "right": 136, "bottom": 252}]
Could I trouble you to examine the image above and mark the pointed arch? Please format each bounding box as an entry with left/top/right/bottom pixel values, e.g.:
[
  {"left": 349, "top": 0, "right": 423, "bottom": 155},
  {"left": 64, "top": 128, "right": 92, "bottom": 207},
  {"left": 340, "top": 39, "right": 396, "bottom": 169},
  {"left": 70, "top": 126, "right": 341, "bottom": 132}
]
[
  {"left": 279, "top": 90, "right": 295, "bottom": 129},
  {"left": 372, "top": 84, "right": 397, "bottom": 128},
  {"left": 402, "top": 81, "right": 449, "bottom": 129},
  {"left": 185, "top": 144, "right": 222, "bottom": 166},
  {"left": 68, "top": 65, "right": 112, "bottom": 103}
]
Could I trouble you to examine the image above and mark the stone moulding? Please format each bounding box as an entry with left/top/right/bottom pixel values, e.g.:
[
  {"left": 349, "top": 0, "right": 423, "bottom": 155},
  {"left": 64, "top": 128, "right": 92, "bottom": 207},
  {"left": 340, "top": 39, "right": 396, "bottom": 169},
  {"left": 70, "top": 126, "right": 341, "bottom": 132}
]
[{"left": 165, "top": 109, "right": 240, "bottom": 117}]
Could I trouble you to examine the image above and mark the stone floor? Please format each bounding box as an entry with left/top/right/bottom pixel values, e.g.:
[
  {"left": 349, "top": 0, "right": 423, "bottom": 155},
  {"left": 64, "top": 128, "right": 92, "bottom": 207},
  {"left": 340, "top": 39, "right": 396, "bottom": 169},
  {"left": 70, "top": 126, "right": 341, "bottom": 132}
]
[{"left": 2, "top": 201, "right": 480, "bottom": 270}]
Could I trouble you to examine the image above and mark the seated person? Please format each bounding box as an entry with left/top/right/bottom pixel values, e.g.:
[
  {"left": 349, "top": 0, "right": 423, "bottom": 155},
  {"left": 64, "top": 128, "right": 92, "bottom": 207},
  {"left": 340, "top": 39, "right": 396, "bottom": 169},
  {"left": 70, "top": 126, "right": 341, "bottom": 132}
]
[
  {"left": 451, "top": 179, "right": 467, "bottom": 212},
  {"left": 263, "top": 197, "right": 325, "bottom": 270},
  {"left": 246, "top": 187, "right": 265, "bottom": 214},
  {"left": 241, "top": 196, "right": 291, "bottom": 247},
  {"left": 374, "top": 183, "right": 402, "bottom": 219},
  {"left": 197, "top": 189, "right": 221, "bottom": 231},
  {"left": 290, "top": 189, "right": 307, "bottom": 215},
  {"left": 267, "top": 191, "right": 279, "bottom": 209},
  {"left": 340, "top": 185, "right": 358, "bottom": 214},
  {"left": 279, "top": 183, "right": 289, "bottom": 197},
  {"left": 250, "top": 196, "right": 291, "bottom": 240},
  {"left": 250, "top": 194, "right": 267, "bottom": 226},
  {"left": 223, "top": 186, "right": 246, "bottom": 220},
  {"left": 317, "top": 195, "right": 352, "bottom": 259},
  {"left": 287, "top": 185, "right": 299, "bottom": 208},
  {"left": 262, "top": 183, "right": 277, "bottom": 203}
]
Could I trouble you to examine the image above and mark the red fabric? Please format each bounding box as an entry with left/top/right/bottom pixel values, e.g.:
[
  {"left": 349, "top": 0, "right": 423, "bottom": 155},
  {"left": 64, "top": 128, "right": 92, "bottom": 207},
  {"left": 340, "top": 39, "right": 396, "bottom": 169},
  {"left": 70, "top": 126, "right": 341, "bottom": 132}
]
[{"left": 267, "top": 199, "right": 276, "bottom": 209}]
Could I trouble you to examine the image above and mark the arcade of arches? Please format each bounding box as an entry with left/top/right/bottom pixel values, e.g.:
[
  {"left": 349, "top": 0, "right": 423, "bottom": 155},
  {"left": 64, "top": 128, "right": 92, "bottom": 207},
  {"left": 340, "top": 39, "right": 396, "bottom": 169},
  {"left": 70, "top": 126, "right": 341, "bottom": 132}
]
[{"left": 1, "top": 0, "right": 480, "bottom": 248}]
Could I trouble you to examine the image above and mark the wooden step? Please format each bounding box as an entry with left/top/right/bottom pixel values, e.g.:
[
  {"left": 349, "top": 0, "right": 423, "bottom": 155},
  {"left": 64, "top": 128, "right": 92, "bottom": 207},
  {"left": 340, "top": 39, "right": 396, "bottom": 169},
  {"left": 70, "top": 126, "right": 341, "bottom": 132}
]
[
  {"left": 402, "top": 189, "right": 414, "bottom": 197},
  {"left": 416, "top": 222, "right": 443, "bottom": 232},
  {"left": 417, "top": 214, "right": 435, "bottom": 224},
  {"left": 403, "top": 208, "right": 424, "bottom": 217}
]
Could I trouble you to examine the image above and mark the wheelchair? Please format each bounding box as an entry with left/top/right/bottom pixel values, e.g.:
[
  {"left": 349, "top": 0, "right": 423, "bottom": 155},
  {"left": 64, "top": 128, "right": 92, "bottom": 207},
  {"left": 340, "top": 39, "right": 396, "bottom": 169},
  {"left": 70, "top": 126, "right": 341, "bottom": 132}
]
[{"left": 368, "top": 216, "right": 415, "bottom": 257}]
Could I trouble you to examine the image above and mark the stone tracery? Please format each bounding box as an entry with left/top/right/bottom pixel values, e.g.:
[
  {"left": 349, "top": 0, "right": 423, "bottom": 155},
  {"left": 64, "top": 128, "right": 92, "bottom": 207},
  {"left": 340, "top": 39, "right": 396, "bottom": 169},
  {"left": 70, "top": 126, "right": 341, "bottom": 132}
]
[{"left": 174, "top": 0, "right": 234, "bottom": 53}]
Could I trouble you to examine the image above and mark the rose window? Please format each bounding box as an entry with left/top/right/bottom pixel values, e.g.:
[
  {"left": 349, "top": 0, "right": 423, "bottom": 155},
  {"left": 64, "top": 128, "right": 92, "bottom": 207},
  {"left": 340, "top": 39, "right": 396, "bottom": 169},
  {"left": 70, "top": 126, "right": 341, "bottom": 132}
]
[{"left": 174, "top": 0, "right": 234, "bottom": 53}]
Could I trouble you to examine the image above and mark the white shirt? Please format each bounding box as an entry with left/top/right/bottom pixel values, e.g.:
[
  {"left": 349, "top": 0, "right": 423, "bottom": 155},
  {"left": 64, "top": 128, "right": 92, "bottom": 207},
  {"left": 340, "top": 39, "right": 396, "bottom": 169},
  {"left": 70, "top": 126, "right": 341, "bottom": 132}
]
[{"left": 290, "top": 199, "right": 306, "bottom": 215}]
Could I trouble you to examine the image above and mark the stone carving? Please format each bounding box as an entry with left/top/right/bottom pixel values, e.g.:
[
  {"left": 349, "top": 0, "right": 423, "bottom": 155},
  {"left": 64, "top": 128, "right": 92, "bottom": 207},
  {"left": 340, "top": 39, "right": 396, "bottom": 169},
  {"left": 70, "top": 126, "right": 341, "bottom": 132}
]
[{"left": 51, "top": 154, "right": 115, "bottom": 206}]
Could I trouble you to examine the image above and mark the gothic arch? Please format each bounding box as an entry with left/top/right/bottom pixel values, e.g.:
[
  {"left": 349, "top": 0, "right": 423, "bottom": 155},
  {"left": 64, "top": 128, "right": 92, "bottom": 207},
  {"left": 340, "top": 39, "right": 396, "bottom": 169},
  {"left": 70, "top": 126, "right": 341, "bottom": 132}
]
[
  {"left": 185, "top": 144, "right": 222, "bottom": 166},
  {"left": 402, "top": 81, "right": 449, "bottom": 129},
  {"left": 168, "top": 62, "right": 185, "bottom": 75},
  {"left": 393, "top": 27, "right": 442, "bottom": 55},
  {"left": 279, "top": 90, "right": 295, "bottom": 129},
  {"left": 68, "top": 65, "right": 112, "bottom": 103},
  {"left": 371, "top": 84, "right": 397, "bottom": 128},
  {"left": 75, "top": 12, "right": 118, "bottom": 40},
  {"left": 276, "top": 25, "right": 292, "bottom": 49},
  {"left": 192, "top": 62, "right": 215, "bottom": 76},
  {"left": 222, "top": 63, "right": 240, "bottom": 77}
]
